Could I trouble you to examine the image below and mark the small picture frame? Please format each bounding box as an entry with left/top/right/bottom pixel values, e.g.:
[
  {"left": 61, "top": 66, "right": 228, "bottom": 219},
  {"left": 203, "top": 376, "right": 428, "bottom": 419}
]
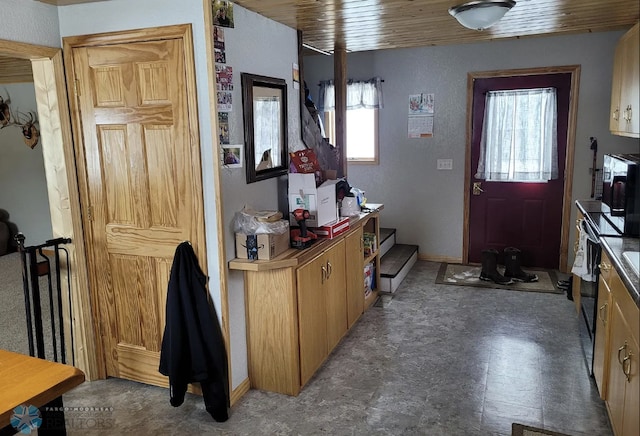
[
  {"left": 222, "top": 144, "right": 243, "bottom": 168},
  {"left": 212, "top": 0, "right": 234, "bottom": 28}
]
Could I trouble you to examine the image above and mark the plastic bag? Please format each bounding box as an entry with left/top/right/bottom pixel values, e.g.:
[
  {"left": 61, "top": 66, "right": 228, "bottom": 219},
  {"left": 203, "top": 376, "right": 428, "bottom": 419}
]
[{"left": 232, "top": 207, "right": 289, "bottom": 235}]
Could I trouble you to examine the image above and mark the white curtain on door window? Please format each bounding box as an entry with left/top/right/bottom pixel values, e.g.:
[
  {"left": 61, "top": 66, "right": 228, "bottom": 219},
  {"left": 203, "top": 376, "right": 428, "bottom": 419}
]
[
  {"left": 475, "top": 87, "right": 558, "bottom": 182},
  {"left": 317, "top": 77, "right": 384, "bottom": 111}
]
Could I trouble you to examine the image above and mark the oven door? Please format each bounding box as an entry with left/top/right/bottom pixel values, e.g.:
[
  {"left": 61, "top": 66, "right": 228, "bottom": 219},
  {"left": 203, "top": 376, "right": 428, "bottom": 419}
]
[{"left": 577, "top": 219, "right": 600, "bottom": 375}]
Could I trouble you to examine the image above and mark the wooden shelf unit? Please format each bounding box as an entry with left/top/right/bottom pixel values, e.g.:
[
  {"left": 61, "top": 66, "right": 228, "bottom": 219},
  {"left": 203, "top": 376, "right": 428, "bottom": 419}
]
[{"left": 229, "top": 205, "right": 383, "bottom": 395}]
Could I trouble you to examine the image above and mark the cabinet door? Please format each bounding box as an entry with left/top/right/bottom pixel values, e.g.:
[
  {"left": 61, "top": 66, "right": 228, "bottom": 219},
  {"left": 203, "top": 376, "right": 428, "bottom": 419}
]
[
  {"left": 594, "top": 276, "right": 611, "bottom": 399},
  {"left": 325, "top": 240, "right": 347, "bottom": 352},
  {"left": 622, "top": 24, "right": 639, "bottom": 135},
  {"left": 607, "top": 299, "right": 630, "bottom": 435},
  {"left": 297, "top": 253, "right": 328, "bottom": 386},
  {"left": 610, "top": 41, "right": 624, "bottom": 133},
  {"left": 345, "top": 228, "right": 364, "bottom": 328}
]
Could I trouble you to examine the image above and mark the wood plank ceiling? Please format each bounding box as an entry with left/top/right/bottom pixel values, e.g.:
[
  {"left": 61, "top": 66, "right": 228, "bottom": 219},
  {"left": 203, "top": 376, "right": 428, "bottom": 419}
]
[
  {"left": 232, "top": 0, "right": 640, "bottom": 53},
  {"left": 32, "top": 0, "right": 640, "bottom": 53}
]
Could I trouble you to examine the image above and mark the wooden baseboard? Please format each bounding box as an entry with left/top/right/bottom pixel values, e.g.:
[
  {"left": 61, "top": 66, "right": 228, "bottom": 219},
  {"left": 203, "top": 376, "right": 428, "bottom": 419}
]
[
  {"left": 230, "top": 377, "right": 250, "bottom": 406},
  {"left": 417, "top": 253, "right": 462, "bottom": 264}
]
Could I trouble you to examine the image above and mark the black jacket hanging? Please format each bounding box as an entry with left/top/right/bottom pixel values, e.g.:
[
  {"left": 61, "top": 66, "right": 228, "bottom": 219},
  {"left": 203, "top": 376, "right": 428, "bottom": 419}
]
[{"left": 159, "top": 241, "right": 229, "bottom": 422}]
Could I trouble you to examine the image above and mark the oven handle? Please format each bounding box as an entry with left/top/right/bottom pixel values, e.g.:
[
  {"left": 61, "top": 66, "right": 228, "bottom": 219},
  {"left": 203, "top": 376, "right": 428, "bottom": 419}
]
[{"left": 580, "top": 218, "right": 599, "bottom": 243}]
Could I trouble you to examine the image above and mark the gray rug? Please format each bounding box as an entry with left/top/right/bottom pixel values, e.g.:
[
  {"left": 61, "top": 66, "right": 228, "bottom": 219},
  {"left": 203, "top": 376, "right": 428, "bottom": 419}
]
[{"left": 436, "top": 263, "right": 562, "bottom": 294}]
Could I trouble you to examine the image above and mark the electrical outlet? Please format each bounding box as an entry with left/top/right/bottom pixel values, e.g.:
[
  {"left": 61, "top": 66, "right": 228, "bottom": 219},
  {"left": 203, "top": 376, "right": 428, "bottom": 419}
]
[{"left": 437, "top": 159, "right": 453, "bottom": 170}]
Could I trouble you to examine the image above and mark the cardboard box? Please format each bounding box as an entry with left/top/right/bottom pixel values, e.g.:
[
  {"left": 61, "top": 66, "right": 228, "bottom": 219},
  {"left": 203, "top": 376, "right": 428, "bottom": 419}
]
[
  {"left": 235, "top": 229, "right": 289, "bottom": 260},
  {"left": 288, "top": 173, "right": 338, "bottom": 228},
  {"left": 312, "top": 217, "right": 350, "bottom": 239}
]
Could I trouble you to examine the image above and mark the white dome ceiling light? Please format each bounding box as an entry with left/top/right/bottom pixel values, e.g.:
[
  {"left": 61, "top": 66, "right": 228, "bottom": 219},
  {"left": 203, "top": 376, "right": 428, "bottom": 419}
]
[{"left": 449, "top": 0, "right": 517, "bottom": 31}]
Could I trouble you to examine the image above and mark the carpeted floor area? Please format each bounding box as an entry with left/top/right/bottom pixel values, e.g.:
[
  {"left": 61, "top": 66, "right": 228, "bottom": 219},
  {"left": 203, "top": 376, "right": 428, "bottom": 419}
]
[
  {"left": 0, "top": 251, "right": 58, "bottom": 359},
  {"left": 435, "top": 262, "right": 563, "bottom": 294}
]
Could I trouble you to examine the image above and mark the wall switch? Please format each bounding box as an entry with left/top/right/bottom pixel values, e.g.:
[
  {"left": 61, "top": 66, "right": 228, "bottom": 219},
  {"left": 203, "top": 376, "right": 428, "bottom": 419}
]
[{"left": 437, "top": 159, "right": 453, "bottom": 170}]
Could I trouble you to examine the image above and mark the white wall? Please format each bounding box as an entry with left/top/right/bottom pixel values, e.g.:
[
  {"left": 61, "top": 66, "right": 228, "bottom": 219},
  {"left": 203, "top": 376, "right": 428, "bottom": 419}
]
[
  {"left": 58, "top": 0, "right": 302, "bottom": 391},
  {"left": 58, "top": 0, "right": 224, "bottom": 326},
  {"left": 0, "top": 0, "right": 60, "bottom": 47},
  {"left": 0, "top": 83, "right": 53, "bottom": 246},
  {"left": 304, "top": 31, "right": 639, "bottom": 265},
  {"left": 218, "top": 6, "right": 301, "bottom": 389}
]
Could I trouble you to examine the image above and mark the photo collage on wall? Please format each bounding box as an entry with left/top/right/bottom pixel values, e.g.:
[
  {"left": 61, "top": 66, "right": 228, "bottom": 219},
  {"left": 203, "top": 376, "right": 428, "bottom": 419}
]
[{"left": 212, "top": 1, "right": 240, "bottom": 167}]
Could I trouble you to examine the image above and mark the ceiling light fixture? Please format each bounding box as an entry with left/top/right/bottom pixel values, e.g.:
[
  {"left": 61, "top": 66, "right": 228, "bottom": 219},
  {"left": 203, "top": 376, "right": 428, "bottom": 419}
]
[
  {"left": 302, "top": 43, "right": 332, "bottom": 56},
  {"left": 449, "top": 0, "right": 516, "bottom": 31}
]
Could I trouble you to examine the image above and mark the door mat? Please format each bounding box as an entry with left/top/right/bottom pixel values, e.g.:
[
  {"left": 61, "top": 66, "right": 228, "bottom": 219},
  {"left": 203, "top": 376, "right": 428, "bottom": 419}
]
[
  {"left": 512, "top": 423, "right": 572, "bottom": 436},
  {"left": 435, "top": 263, "right": 562, "bottom": 294}
]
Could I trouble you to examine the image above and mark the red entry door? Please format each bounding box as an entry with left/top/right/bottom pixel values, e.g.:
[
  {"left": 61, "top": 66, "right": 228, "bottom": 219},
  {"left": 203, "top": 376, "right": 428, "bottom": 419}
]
[{"left": 468, "top": 73, "right": 572, "bottom": 269}]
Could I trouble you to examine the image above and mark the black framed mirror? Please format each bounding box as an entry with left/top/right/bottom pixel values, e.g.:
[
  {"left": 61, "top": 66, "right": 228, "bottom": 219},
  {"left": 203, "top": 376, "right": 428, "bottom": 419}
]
[{"left": 241, "top": 73, "right": 288, "bottom": 183}]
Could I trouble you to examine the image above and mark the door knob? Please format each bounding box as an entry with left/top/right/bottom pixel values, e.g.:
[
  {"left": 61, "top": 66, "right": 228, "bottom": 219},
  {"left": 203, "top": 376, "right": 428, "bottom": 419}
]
[{"left": 473, "top": 182, "right": 484, "bottom": 196}]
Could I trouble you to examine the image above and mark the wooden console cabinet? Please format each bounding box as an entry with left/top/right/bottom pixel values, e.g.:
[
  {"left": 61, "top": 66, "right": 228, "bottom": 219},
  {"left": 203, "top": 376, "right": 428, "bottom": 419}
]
[{"left": 229, "top": 207, "right": 382, "bottom": 395}]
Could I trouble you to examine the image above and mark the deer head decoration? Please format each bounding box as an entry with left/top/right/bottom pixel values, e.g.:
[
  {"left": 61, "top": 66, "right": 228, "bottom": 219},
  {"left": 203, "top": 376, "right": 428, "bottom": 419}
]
[{"left": 0, "top": 92, "right": 40, "bottom": 149}]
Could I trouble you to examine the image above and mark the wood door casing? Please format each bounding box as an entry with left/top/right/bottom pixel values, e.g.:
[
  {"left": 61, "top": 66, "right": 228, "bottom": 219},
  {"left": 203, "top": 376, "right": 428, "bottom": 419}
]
[
  {"left": 463, "top": 66, "right": 580, "bottom": 273},
  {"left": 468, "top": 72, "right": 572, "bottom": 269},
  {"left": 66, "top": 26, "right": 206, "bottom": 385}
]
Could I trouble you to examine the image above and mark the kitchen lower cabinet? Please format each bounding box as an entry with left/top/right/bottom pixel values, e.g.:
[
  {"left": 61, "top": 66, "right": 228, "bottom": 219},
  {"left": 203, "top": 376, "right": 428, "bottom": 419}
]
[
  {"left": 599, "top": 251, "right": 639, "bottom": 436},
  {"left": 594, "top": 274, "right": 612, "bottom": 399},
  {"left": 345, "top": 227, "right": 364, "bottom": 328},
  {"left": 297, "top": 240, "right": 346, "bottom": 386},
  {"left": 230, "top": 207, "right": 383, "bottom": 395}
]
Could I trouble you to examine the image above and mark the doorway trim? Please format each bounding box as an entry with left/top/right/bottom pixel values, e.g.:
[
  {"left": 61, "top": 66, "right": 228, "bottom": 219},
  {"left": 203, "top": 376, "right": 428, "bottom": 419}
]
[
  {"left": 463, "top": 65, "right": 581, "bottom": 273},
  {"left": 0, "top": 39, "right": 98, "bottom": 379}
]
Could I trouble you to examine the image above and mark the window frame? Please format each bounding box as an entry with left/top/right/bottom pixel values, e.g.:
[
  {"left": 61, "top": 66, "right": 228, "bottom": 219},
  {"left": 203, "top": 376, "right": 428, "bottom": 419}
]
[{"left": 324, "top": 108, "right": 380, "bottom": 165}]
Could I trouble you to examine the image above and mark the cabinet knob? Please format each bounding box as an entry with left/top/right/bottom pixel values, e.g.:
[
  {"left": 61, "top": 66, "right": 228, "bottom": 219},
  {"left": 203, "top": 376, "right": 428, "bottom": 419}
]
[
  {"left": 326, "top": 261, "right": 332, "bottom": 279},
  {"left": 321, "top": 265, "right": 327, "bottom": 283}
]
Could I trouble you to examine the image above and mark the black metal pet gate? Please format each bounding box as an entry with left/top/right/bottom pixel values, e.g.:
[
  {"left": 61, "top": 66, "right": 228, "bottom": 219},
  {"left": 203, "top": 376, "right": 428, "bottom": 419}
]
[{"left": 15, "top": 233, "right": 74, "bottom": 365}]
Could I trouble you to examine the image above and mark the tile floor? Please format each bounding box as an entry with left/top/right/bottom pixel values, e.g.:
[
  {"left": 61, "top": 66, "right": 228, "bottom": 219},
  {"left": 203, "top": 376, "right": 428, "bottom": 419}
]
[{"left": 61, "top": 261, "right": 613, "bottom": 435}]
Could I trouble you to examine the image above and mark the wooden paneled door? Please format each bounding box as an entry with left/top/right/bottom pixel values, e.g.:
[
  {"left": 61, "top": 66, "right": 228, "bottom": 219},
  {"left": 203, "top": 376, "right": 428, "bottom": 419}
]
[{"left": 64, "top": 25, "right": 206, "bottom": 385}]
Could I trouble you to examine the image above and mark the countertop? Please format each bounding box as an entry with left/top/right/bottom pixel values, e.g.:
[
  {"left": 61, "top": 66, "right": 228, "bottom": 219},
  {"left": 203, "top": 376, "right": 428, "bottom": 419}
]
[
  {"left": 600, "top": 236, "right": 640, "bottom": 306},
  {"left": 576, "top": 200, "right": 640, "bottom": 307},
  {"left": 229, "top": 203, "right": 384, "bottom": 272}
]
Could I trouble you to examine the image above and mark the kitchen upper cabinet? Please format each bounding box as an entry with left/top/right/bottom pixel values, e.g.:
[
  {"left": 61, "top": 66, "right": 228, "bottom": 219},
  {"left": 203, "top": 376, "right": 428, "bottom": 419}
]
[{"left": 610, "top": 22, "right": 639, "bottom": 138}]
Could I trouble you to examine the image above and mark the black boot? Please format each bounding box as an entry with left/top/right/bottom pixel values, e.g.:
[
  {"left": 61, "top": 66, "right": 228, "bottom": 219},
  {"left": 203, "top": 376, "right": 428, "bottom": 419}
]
[
  {"left": 480, "top": 249, "right": 513, "bottom": 285},
  {"left": 504, "top": 247, "right": 538, "bottom": 282}
]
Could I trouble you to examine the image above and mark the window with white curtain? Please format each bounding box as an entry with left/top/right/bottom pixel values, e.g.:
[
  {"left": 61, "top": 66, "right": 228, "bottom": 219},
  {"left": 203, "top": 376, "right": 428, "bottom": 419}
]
[
  {"left": 475, "top": 87, "right": 558, "bottom": 182},
  {"left": 318, "top": 78, "right": 383, "bottom": 163}
]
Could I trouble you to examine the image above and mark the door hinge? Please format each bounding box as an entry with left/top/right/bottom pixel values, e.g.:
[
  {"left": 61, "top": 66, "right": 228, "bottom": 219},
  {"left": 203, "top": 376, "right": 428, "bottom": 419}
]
[
  {"left": 74, "top": 78, "right": 81, "bottom": 97},
  {"left": 87, "top": 205, "right": 93, "bottom": 221}
]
